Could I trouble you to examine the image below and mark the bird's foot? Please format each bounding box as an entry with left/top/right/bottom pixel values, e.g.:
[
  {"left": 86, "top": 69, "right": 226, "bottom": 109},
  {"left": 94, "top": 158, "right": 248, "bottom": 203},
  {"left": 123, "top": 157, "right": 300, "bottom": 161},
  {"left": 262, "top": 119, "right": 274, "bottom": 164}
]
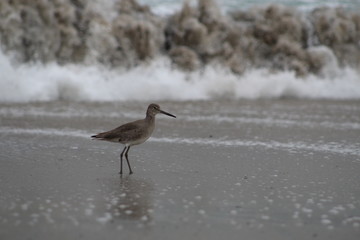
[{"left": 129, "top": 171, "right": 134, "bottom": 175}]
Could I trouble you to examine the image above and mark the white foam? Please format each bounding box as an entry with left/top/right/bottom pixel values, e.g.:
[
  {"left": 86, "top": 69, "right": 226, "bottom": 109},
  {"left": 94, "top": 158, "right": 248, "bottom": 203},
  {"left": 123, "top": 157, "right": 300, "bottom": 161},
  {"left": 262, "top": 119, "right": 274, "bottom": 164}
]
[
  {"left": 138, "top": 0, "right": 359, "bottom": 15},
  {"left": 1, "top": 107, "right": 359, "bottom": 131},
  {"left": 151, "top": 137, "right": 360, "bottom": 156},
  {"left": 0, "top": 127, "right": 90, "bottom": 139},
  {"left": 1, "top": 127, "right": 359, "bottom": 156},
  {"left": 96, "top": 212, "right": 112, "bottom": 224},
  {"left": 1, "top": 48, "right": 360, "bottom": 102},
  {"left": 183, "top": 115, "right": 360, "bottom": 130}
]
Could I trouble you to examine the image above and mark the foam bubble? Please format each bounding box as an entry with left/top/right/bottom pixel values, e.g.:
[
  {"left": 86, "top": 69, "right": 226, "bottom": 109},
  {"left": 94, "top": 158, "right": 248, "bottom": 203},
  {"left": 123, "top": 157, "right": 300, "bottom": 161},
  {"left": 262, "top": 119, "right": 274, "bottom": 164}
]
[{"left": 96, "top": 212, "right": 112, "bottom": 224}]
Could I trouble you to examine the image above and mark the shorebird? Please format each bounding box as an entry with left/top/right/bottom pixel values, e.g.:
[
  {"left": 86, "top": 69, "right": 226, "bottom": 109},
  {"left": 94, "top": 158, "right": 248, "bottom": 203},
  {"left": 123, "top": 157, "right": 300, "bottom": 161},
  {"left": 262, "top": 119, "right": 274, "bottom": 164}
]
[{"left": 91, "top": 103, "right": 176, "bottom": 174}]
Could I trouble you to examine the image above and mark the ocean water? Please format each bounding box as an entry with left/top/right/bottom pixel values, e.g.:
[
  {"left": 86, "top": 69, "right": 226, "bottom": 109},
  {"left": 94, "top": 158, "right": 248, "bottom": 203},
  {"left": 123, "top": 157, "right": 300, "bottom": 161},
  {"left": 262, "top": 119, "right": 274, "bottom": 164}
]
[{"left": 0, "top": 0, "right": 360, "bottom": 102}]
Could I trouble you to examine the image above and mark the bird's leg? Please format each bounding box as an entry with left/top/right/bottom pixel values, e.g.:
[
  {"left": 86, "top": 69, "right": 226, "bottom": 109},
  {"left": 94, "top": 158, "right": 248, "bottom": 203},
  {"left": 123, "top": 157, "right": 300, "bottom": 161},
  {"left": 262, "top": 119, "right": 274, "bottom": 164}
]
[
  {"left": 125, "top": 146, "right": 133, "bottom": 174},
  {"left": 119, "top": 146, "right": 127, "bottom": 175}
]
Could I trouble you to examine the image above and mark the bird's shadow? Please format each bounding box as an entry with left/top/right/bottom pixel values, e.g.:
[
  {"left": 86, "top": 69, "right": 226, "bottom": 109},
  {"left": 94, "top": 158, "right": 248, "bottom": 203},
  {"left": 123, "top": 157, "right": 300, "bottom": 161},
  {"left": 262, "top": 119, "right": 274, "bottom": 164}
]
[{"left": 100, "top": 175, "right": 154, "bottom": 223}]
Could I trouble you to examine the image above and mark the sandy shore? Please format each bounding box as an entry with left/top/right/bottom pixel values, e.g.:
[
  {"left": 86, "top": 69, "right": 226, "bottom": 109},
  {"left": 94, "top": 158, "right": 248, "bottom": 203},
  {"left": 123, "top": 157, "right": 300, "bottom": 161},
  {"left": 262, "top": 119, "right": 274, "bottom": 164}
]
[{"left": 0, "top": 100, "right": 359, "bottom": 240}]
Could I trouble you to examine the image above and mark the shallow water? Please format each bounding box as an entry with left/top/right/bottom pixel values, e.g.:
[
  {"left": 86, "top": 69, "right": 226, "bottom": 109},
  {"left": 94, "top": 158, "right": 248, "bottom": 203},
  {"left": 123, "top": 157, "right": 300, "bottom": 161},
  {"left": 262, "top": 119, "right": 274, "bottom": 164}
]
[{"left": 0, "top": 100, "right": 359, "bottom": 239}]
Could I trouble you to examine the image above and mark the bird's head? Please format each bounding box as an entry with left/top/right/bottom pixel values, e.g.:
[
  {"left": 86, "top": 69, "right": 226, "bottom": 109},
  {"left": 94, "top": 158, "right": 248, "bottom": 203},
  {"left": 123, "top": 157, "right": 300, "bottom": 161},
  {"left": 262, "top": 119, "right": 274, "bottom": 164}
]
[{"left": 147, "top": 103, "right": 176, "bottom": 118}]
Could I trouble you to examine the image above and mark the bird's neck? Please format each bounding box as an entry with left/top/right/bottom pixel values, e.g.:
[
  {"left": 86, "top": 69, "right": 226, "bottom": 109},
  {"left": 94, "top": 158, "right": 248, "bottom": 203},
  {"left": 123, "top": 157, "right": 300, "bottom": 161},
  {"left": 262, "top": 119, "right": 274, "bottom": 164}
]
[{"left": 145, "top": 113, "right": 155, "bottom": 122}]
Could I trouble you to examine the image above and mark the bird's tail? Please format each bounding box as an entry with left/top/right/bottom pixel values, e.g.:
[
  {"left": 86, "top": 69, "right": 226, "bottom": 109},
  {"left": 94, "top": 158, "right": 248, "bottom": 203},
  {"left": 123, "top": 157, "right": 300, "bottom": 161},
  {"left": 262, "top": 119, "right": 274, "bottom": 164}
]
[
  {"left": 91, "top": 134, "right": 100, "bottom": 139},
  {"left": 91, "top": 133, "right": 107, "bottom": 140}
]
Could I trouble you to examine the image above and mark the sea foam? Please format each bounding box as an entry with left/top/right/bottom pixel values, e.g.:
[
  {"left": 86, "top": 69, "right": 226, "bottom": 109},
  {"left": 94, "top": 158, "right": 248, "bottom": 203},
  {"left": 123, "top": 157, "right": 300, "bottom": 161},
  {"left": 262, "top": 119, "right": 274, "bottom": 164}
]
[{"left": 0, "top": 49, "right": 359, "bottom": 102}]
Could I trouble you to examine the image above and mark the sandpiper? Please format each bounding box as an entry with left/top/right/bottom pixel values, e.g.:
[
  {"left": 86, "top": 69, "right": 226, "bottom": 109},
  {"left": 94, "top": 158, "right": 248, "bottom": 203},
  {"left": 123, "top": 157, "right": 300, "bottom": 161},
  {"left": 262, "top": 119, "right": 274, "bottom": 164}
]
[{"left": 91, "top": 103, "right": 176, "bottom": 174}]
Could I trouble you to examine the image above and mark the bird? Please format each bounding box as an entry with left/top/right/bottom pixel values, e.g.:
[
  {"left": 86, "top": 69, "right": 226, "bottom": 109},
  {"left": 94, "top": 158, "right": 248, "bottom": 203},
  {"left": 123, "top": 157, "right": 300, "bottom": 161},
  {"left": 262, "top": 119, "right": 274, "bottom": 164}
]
[{"left": 91, "top": 103, "right": 176, "bottom": 174}]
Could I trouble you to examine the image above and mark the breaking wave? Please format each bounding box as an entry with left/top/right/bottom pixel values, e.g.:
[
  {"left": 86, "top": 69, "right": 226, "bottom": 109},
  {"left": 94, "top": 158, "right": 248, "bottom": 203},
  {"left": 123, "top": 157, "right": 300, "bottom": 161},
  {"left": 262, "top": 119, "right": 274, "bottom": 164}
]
[{"left": 0, "top": 0, "right": 359, "bottom": 102}]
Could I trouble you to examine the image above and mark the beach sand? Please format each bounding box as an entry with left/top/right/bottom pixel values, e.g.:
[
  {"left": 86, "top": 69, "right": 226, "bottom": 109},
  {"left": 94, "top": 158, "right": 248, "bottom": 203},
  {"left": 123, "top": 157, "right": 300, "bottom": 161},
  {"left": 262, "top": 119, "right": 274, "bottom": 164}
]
[{"left": 0, "top": 100, "right": 359, "bottom": 240}]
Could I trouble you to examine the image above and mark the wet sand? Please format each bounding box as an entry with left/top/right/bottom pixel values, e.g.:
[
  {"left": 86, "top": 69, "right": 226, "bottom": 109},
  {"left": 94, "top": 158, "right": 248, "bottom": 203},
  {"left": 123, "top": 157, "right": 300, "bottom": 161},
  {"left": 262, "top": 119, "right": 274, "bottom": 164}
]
[{"left": 0, "top": 100, "right": 359, "bottom": 240}]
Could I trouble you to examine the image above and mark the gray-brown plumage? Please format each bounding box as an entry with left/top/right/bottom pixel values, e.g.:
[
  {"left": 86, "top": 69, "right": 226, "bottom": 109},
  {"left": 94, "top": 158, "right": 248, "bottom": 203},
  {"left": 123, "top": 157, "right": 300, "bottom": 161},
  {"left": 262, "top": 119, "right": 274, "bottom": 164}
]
[{"left": 91, "top": 103, "right": 176, "bottom": 174}]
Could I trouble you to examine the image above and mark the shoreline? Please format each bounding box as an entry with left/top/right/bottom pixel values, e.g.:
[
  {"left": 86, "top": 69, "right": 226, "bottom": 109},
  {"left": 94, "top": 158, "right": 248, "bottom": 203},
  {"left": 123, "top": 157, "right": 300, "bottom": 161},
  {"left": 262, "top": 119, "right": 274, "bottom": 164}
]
[{"left": 1, "top": 100, "right": 360, "bottom": 239}]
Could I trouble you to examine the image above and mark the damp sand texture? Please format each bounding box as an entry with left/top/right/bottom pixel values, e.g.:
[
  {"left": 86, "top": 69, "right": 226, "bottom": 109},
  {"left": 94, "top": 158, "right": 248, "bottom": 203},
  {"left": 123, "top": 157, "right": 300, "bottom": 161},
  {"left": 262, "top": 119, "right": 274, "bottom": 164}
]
[{"left": 1, "top": 100, "right": 360, "bottom": 240}]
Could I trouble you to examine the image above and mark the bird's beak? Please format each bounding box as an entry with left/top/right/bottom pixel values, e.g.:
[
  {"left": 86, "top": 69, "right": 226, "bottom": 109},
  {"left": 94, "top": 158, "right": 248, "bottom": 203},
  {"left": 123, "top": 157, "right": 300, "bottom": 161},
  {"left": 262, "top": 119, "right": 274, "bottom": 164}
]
[{"left": 160, "top": 109, "right": 176, "bottom": 118}]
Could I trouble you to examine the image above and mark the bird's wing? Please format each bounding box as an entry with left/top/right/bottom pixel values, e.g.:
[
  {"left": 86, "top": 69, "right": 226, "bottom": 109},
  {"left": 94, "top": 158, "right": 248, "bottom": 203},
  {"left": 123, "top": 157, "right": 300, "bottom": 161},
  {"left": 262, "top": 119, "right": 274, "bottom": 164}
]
[{"left": 92, "top": 120, "right": 145, "bottom": 141}]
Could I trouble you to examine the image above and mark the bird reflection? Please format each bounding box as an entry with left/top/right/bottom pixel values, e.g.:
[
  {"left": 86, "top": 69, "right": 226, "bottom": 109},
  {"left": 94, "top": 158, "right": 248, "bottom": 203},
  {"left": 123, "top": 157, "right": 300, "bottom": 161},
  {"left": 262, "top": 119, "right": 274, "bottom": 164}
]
[{"left": 105, "top": 176, "right": 154, "bottom": 223}]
